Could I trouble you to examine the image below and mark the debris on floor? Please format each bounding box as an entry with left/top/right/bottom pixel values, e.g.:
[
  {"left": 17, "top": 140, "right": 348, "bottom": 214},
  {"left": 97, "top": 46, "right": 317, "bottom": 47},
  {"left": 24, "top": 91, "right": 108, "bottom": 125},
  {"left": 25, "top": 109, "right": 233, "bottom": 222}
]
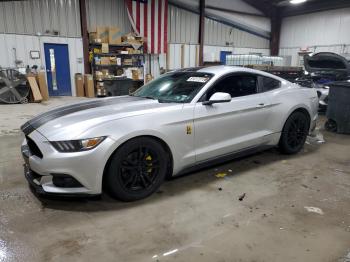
[
  {"left": 304, "top": 206, "right": 324, "bottom": 215},
  {"left": 218, "top": 187, "right": 223, "bottom": 191},
  {"left": 215, "top": 173, "right": 227, "bottom": 178},
  {"left": 238, "top": 193, "right": 246, "bottom": 201}
]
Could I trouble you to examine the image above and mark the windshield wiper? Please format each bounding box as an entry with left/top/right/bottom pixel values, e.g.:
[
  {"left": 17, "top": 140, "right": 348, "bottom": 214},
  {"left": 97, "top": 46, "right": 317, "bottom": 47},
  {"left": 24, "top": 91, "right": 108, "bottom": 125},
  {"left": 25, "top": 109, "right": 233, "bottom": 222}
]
[
  {"left": 133, "top": 95, "right": 156, "bottom": 100},
  {"left": 158, "top": 98, "right": 182, "bottom": 103}
]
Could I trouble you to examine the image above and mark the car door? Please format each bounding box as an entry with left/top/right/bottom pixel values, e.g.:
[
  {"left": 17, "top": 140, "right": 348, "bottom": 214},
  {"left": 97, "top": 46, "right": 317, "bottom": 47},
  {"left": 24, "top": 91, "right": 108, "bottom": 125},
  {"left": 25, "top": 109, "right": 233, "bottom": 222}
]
[{"left": 194, "top": 73, "right": 272, "bottom": 162}]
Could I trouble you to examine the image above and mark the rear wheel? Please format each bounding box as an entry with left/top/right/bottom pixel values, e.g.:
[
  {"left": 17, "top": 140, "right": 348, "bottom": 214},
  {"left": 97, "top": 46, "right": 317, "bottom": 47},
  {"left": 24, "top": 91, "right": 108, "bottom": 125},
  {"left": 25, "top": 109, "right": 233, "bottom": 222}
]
[
  {"left": 279, "top": 111, "right": 310, "bottom": 154},
  {"left": 105, "top": 137, "right": 168, "bottom": 201}
]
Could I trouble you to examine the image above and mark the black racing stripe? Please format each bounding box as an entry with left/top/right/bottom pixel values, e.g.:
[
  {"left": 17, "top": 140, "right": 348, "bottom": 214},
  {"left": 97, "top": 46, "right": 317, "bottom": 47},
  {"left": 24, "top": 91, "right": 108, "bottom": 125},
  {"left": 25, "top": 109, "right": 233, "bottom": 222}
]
[{"left": 20, "top": 96, "right": 141, "bottom": 135}]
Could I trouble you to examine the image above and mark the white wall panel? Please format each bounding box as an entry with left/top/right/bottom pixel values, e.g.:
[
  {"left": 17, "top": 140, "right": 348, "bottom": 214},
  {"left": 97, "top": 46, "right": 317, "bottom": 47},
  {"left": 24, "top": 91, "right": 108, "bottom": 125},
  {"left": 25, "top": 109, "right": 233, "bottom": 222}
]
[
  {"left": 86, "top": 0, "right": 132, "bottom": 34},
  {"left": 280, "top": 9, "right": 350, "bottom": 47},
  {"left": 280, "top": 8, "right": 350, "bottom": 66},
  {"left": 167, "top": 43, "right": 269, "bottom": 70},
  {"left": 0, "top": 33, "right": 84, "bottom": 96},
  {"left": 0, "top": 0, "right": 81, "bottom": 37},
  {"left": 169, "top": 4, "right": 270, "bottom": 49},
  {"left": 168, "top": 5, "right": 199, "bottom": 44}
]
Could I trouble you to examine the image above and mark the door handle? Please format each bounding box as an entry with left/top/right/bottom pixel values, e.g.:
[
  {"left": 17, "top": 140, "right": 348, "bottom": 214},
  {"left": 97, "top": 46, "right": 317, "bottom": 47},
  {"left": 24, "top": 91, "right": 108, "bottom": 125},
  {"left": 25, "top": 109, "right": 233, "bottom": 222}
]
[{"left": 256, "top": 103, "right": 265, "bottom": 108}]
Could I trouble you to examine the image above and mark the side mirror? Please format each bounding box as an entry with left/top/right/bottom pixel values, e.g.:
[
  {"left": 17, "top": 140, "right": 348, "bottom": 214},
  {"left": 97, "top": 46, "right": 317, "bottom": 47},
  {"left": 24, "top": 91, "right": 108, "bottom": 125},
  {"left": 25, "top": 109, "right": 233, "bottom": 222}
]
[{"left": 202, "top": 92, "right": 231, "bottom": 105}]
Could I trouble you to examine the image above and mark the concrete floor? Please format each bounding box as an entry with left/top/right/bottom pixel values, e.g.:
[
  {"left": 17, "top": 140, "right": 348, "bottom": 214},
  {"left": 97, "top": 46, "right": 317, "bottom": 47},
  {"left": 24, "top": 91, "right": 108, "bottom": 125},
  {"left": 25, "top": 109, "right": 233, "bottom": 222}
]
[{"left": 0, "top": 98, "right": 350, "bottom": 262}]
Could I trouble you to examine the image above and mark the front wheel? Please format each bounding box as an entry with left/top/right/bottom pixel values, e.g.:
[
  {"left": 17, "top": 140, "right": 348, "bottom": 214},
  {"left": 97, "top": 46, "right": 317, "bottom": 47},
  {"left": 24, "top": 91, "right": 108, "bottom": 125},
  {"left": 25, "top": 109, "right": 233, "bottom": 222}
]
[
  {"left": 105, "top": 137, "right": 168, "bottom": 201},
  {"left": 279, "top": 111, "right": 310, "bottom": 154}
]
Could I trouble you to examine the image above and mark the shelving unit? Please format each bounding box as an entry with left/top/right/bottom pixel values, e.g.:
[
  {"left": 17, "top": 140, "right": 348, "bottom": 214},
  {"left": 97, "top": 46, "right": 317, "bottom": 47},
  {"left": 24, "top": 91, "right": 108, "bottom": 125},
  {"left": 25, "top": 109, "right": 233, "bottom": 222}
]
[{"left": 89, "top": 43, "right": 145, "bottom": 97}]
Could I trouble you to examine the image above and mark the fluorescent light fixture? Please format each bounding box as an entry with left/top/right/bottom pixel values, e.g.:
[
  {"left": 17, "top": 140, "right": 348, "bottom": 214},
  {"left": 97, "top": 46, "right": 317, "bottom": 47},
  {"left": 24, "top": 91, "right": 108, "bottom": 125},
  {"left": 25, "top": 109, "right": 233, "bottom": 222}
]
[{"left": 290, "top": 0, "right": 307, "bottom": 4}]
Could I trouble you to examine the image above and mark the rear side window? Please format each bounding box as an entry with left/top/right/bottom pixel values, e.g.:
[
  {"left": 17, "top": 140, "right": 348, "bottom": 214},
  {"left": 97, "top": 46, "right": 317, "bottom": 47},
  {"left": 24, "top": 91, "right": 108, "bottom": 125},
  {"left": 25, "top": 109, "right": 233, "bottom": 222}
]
[{"left": 260, "top": 76, "right": 281, "bottom": 92}]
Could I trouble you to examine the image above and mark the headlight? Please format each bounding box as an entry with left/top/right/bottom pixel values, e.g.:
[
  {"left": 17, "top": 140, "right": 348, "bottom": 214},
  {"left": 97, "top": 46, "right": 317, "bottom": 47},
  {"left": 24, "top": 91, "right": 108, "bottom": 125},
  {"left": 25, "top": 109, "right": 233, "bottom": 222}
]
[
  {"left": 50, "top": 137, "right": 106, "bottom": 152},
  {"left": 323, "top": 86, "right": 329, "bottom": 89}
]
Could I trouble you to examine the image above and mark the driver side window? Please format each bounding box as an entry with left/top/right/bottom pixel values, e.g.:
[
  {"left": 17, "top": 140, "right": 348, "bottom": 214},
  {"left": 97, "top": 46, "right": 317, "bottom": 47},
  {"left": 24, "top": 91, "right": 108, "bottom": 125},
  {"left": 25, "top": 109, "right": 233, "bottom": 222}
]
[{"left": 205, "top": 74, "right": 258, "bottom": 100}]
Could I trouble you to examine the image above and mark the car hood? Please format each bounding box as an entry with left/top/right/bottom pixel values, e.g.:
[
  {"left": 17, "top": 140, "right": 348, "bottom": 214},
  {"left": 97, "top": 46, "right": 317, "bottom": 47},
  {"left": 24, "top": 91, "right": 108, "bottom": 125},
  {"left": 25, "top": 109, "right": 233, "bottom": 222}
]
[
  {"left": 21, "top": 96, "right": 180, "bottom": 140},
  {"left": 304, "top": 52, "right": 350, "bottom": 78}
]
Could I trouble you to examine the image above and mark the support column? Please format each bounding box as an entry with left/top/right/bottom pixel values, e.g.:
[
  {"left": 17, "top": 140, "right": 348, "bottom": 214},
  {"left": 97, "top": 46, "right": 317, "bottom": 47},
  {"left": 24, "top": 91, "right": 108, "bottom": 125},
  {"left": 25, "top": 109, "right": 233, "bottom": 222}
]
[
  {"left": 270, "top": 10, "right": 281, "bottom": 56},
  {"left": 198, "top": 0, "right": 205, "bottom": 66},
  {"left": 79, "top": 0, "right": 90, "bottom": 74}
]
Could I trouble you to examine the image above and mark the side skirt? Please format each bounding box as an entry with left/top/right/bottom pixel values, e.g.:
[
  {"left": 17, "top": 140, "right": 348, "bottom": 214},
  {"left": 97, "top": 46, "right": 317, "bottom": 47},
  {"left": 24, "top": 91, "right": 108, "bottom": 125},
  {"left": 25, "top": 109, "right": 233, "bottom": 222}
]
[{"left": 175, "top": 144, "right": 274, "bottom": 177}]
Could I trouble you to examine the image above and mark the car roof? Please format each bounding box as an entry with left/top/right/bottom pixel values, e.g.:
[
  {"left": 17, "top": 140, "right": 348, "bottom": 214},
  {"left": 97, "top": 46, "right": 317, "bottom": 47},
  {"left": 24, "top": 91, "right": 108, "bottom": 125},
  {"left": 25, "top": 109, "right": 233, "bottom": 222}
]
[
  {"left": 174, "top": 65, "right": 288, "bottom": 82},
  {"left": 197, "top": 65, "right": 265, "bottom": 76}
]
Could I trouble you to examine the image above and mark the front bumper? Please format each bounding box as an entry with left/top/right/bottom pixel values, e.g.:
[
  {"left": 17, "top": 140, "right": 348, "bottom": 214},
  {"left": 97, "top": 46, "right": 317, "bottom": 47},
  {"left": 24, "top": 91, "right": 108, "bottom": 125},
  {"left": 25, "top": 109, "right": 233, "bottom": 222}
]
[
  {"left": 23, "top": 163, "right": 99, "bottom": 197},
  {"left": 21, "top": 130, "right": 116, "bottom": 196}
]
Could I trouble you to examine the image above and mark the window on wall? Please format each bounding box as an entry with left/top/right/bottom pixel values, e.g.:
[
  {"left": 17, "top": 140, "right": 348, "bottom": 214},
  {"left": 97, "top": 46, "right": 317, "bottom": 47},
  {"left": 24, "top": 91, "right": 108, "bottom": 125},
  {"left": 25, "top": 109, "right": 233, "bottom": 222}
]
[
  {"left": 205, "top": 74, "right": 258, "bottom": 100},
  {"left": 259, "top": 76, "right": 281, "bottom": 92}
]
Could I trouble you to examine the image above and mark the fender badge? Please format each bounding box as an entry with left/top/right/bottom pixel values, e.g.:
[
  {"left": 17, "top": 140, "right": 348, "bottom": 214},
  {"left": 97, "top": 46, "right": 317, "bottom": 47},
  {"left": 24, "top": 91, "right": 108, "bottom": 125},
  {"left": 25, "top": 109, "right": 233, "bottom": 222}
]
[{"left": 186, "top": 125, "right": 192, "bottom": 135}]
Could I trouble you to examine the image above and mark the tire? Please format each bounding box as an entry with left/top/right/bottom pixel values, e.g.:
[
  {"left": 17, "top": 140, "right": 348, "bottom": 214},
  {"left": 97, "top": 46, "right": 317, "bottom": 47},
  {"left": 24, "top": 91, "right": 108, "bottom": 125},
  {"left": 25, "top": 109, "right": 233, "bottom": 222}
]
[
  {"left": 105, "top": 137, "right": 168, "bottom": 201},
  {"left": 279, "top": 111, "right": 310, "bottom": 154},
  {"left": 325, "top": 119, "right": 337, "bottom": 132}
]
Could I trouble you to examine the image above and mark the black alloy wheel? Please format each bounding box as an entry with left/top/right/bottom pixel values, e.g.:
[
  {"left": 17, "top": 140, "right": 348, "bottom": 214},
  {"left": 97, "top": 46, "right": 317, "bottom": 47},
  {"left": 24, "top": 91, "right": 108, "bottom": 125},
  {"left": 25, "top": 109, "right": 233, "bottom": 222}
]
[
  {"left": 106, "top": 137, "right": 168, "bottom": 201},
  {"left": 325, "top": 119, "right": 337, "bottom": 132},
  {"left": 279, "top": 112, "right": 310, "bottom": 154}
]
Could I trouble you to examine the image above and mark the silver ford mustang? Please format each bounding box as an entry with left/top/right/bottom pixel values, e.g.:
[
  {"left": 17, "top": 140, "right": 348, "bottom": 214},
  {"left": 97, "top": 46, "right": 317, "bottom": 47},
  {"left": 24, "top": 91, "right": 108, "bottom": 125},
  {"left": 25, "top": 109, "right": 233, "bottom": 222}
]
[{"left": 21, "top": 66, "right": 318, "bottom": 201}]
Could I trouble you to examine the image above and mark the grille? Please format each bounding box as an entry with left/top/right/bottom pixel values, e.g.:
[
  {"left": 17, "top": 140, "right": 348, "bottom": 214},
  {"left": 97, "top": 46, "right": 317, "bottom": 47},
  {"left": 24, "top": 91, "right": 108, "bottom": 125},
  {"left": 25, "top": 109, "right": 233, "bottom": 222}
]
[{"left": 26, "top": 136, "right": 43, "bottom": 158}]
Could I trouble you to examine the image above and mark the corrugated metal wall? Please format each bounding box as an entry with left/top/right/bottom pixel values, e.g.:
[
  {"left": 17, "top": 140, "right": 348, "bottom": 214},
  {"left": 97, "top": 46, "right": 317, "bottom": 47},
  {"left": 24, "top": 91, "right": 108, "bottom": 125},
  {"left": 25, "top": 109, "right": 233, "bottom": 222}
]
[
  {"left": 167, "top": 43, "right": 269, "bottom": 70},
  {"left": 279, "top": 8, "right": 350, "bottom": 66},
  {"left": 168, "top": 4, "right": 269, "bottom": 49},
  {"left": 0, "top": 34, "right": 84, "bottom": 96},
  {"left": 86, "top": 0, "right": 132, "bottom": 34},
  {"left": 0, "top": 0, "right": 81, "bottom": 37},
  {"left": 168, "top": 5, "right": 199, "bottom": 44},
  {"left": 204, "top": 18, "right": 269, "bottom": 48}
]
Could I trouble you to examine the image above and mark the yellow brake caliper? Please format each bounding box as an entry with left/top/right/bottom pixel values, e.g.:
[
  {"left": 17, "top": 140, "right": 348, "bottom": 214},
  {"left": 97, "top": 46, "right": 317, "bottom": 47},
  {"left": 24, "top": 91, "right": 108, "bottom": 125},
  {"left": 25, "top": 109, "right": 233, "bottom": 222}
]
[{"left": 145, "top": 154, "right": 153, "bottom": 174}]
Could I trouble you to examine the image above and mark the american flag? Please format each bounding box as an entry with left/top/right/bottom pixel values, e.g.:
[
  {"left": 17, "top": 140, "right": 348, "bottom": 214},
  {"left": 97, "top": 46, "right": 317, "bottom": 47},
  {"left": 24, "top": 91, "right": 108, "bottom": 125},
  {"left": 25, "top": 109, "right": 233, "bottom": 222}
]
[{"left": 125, "top": 0, "right": 168, "bottom": 54}]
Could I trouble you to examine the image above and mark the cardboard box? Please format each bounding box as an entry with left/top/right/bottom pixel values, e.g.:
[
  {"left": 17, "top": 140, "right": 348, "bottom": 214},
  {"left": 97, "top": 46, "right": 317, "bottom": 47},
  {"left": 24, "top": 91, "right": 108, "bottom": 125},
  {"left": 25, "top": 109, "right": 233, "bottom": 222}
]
[
  {"left": 132, "top": 69, "right": 140, "bottom": 80},
  {"left": 101, "top": 43, "right": 109, "bottom": 53},
  {"left": 27, "top": 76, "right": 43, "bottom": 102},
  {"left": 109, "top": 27, "right": 122, "bottom": 45},
  {"left": 96, "top": 26, "right": 109, "bottom": 43},
  {"left": 123, "top": 58, "right": 133, "bottom": 66},
  {"left": 84, "top": 74, "right": 95, "bottom": 98},
  {"left": 36, "top": 72, "right": 49, "bottom": 101},
  {"left": 100, "top": 57, "right": 110, "bottom": 65},
  {"left": 89, "top": 32, "right": 97, "bottom": 43},
  {"left": 75, "top": 73, "right": 85, "bottom": 97}
]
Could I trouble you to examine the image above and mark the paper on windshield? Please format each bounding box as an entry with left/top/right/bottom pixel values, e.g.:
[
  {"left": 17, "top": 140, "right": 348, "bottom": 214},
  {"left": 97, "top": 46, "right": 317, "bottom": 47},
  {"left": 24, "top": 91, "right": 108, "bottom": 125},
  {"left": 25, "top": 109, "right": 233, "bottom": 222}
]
[{"left": 187, "top": 77, "right": 209, "bottom": 83}]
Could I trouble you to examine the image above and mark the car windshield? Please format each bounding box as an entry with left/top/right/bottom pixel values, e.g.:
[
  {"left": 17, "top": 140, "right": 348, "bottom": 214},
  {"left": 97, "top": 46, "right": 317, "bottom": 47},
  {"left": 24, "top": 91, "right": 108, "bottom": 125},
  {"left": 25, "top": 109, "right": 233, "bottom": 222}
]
[{"left": 132, "top": 72, "right": 213, "bottom": 103}]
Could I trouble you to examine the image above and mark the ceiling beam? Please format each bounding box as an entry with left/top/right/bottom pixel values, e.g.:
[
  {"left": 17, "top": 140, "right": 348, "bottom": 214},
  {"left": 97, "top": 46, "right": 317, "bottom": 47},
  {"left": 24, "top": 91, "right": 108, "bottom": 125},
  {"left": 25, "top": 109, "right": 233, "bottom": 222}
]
[
  {"left": 281, "top": 0, "right": 350, "bottom": 17},
  {"left": 205, "top": 5, "right": 266, "bottom": 17}
]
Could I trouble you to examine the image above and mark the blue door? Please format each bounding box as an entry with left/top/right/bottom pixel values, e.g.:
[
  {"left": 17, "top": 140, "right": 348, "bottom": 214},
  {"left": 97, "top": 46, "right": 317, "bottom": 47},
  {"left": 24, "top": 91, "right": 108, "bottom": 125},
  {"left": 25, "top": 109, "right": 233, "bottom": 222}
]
[
  {"left": 220, "top": 51, "right": 232, "bottom": 65},
  {"left": 44, "top": 43, "right": 72, "bottom": 96}
]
